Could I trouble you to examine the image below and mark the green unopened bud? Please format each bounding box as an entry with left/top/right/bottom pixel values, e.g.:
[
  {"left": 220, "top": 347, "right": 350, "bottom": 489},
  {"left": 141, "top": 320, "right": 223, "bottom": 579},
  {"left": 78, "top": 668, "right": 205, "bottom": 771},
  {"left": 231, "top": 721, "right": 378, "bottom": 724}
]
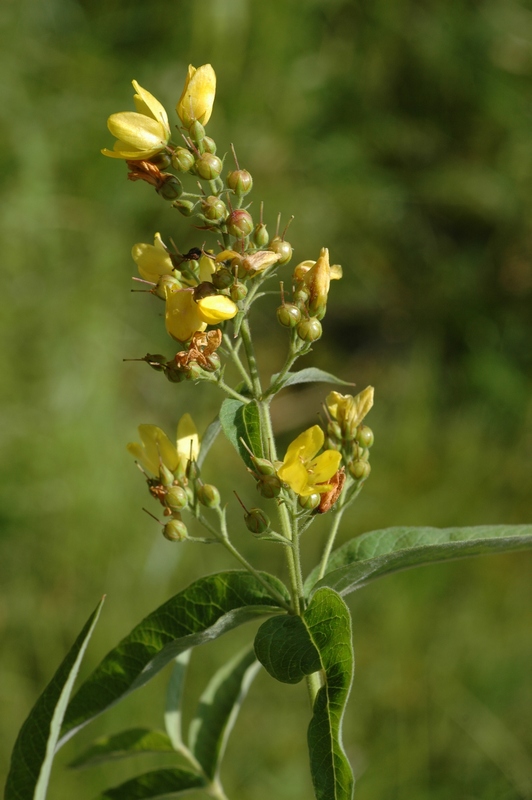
[
  {"left": 298, "top": 492, "right": 321, "bottom": 511},
  {"left": 165, "top": 485, "right": 188, "bottom": 511},
  {"left": 154, "top": 274, "right": 181, "bottom": 299},
  {"left": 203, "top": 136, "right": 217, "bottom": 154},
  {"left": 202, "top": 195, "right": 227, "bottom": 222},
  {"left": 187, "top": 460, "right": 200, "bottom": 482},
  {"left": 297, "top": 317, "right": 322, "bottom": 342},
  {"left": 151, "top": 153, "right": 172, "bottom": 170},
  {"left": 349, "top": 460, "right": 371, "bottom": 481},
  {"left": 293, "top": 286, "right": 309, "bottom": 307},
  {"left": 253, "top": 223, "right": 269, "bottom": 247},
  {"left": 203, "top": 352, "right": 221, "bottom": 372},
  {"left": 171, "top": 147, "right": 195, "bottom": 172},
  {"left": 195, "top": 153, "right": 223, "bottom": 180},
  {"left": 186, "top": 362, "right": 205, "bottom": 381},
  {"left": 226, "top": 169, "right": 253, "bottom": 196},
  {"left": 245, "top": 508, "right": 271, "bottom": 535},
  {"left": 163, "top": 518, "right": 188, "bottom": 541},
  {"left": 230, "top": 282, "right": 248, "bottom": 302},
  {"left": 172, "top": 198, "right": 195, "bottom": 216},
  {"left": 356, "top": 425, "right": 374, "bottom": 448},
  {"left": 212, "top": 268, "right": 234, "bottom": 290},
  {"left": 143, "top": 353, "right": 167, "bottom": 372},
  {"left": 327, "top": 421, "right": 342, "bottom": 442},
  {"left": 189, "top": 120, "right": 205, "bottom": 143},
  {"left": 165, "top": 366, "right": 186, "bottom": 383},
  {"left": 197, "top": 484, "right": 221, "bottom": 508},
  {"left": 227, "top": 209, "right": 254, "bottom": 239},
  {"left": 157, "top": 175, "right": 182, "bottom": 201},
  {"left": 269, "top": 236, "right": 293, "bottom": 265},
  {"left": 256, "top": 474, "right": 282, "bottom": 499},
  {"left": 251, "top": 456, "right": 277, "bottom": 476},
  {"left": 277, "top": 303, "right": 301, "bottom": 328},
  {"left": 158, "top": 463, "right": 175, "bottom": 487}
]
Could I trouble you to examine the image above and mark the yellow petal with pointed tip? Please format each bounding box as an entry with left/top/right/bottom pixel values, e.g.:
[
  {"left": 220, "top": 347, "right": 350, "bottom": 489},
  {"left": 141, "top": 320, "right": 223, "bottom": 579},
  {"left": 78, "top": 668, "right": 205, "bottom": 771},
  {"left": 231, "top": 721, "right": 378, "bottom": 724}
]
[
  {"left": 127, "top": 424, "right": 178, "bottom": 474},
  {"left": 176, "top": 413, "right": 200, "bottom": 461},
  {"left": 132, "top": 240, "right": 174, "bottom": 283},
  {"left": 107, "top": 112, "right": 168, "bottom": 151},
  {"left": 165, "top": 289, "right": 207, "bottom": 342},
  {"left": 132, "top": 80, "right": 170, "bottom": 134},
  {"left": 199, "top": 254, "right": 216, "bottom": 283},
  {"left": 197, "top": 295, "right": 238, "bottom": 325}
]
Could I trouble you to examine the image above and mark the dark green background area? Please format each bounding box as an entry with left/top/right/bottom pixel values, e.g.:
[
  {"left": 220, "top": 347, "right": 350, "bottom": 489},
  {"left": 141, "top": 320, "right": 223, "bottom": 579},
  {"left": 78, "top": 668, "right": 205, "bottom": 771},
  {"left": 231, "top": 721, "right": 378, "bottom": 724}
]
[{"left": 1, "top": 0, "right": 531, "bottom": 798}]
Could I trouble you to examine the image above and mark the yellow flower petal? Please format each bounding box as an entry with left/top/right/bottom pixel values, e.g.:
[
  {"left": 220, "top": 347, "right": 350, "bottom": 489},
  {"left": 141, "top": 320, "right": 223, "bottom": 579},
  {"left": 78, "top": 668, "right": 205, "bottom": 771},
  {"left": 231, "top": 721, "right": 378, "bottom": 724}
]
[
  {"left": 127, "top": 424, "right": 178, "bottom": 474},
  {"left": 199, "top": 253, "right": 216, "bottom": 283},
  {"left": 277, "top": 459, "right": 310, "bottom": 495},
  {"left": 277, "top": 425, "right": 341, "bottom": 496},
  {"left": 165, "top": 289, "right": 207, "bottom": 342},
  {"left": 176, "top": 413, "right": 200, "bottom": 461},
  {"left": 197, "top": 295, "right": 238, "bottom": 324},
  {"left": 176, "top": 63, "right": 216, "bottom": 128},
  {"left": 132, "top": 236, "right": 174, "bottom": 283},
  {"left": 308, "top": 450, "right": 342, "bottom": 485},
  {"left": 132, "top": 80, "right": 170, "bottom": 135},
  {"left": 107, "top": 112, "right": 168, "bottom": 152},
  {"left": 283, "top": 425, "right": 324, "bottom": 464}
]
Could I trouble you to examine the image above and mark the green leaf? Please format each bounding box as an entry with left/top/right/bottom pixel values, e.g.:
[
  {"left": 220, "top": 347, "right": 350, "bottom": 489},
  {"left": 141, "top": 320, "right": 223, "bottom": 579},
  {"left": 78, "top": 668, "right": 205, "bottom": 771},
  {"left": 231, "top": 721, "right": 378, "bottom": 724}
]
[
  {"left": 5, "top": 597, "right": 104, "bottom": 800},
  {"left": 197, "top": 418, "right": 221, "bottom": 468},
  {"left": 189, "top": 646, "right": 261, "bottom": 780},
  {"left": 97, "top": 768, "right": 205, "bottom": 800},
  {"left": 307, "top": 524, "right": 532, "bottom": 596},
  {"left": 269, "top": 368, "right": 354, "bottom": 392},
  {"left": 219, "top": 398, "right": 262, "bottom": 468},
  {"left": 164, "top": 651, "right": 190, "bottom": 750},
  {"left": 60, "top": 572, "right": 288, "bottom": 747},
  {"left": 255, "top": 588, "right": 354, "bottom": 800},
  {"left": 68, "top": 729, "right": 174, "bottom": 769}
]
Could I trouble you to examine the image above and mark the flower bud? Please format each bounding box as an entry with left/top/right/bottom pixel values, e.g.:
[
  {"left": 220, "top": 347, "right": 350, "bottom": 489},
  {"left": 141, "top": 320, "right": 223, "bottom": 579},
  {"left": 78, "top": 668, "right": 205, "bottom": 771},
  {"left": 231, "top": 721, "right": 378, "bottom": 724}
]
[
  {"left": 269, "top": 236, "right": 293, "bottom": 265},
  {"left": 151, "top": 153, "right": 172, "bottom": 170},
  {"left": 203, "top": 136, "right": 217, "bottom": 154},
  {"left": 176, "top": 64, "right": 216, "bottom": 129},
  {"left": 230, "top": 282, "right": 248, "bottom": 302},
  {"left": 256, "top": 474, "right": 282, "bottom": 499},
  {"left": 348, "top": 460, "right": 371, "bottom": 481},
  {"left": 356, "top": 425, "right": 374, "bottom": 448},
  {"left": 195, "top": 153, "right": 222, "bottom": 180},
  {"left": 253, "top": 223, "right": 269, "bottom": 247},
  {"left": 171, "top": 147, "right": 195, "bottom": 172},
  {"left": 245, "top": 508, "right": 271, "bottom": 535},
  {"left": 165, "top": 366, "right": 186, "bottom": 383},
  {"left": 189, "top": 120, "right": 205, "bottom": 143},
  {"left": 203, "top": 352, "right": 221, "bottom": 372},
  {"left": 159, "top": 464, "right": 175, "bottom": 487},
  {"left": 327, "top": 421, "right": 343, "bottom": 442},
  {"left": 163, "top": 518, "right": 188, "bottom": 541},
  {"left": 298, "top": 492, "right": 321, "bottom": 511},
  {"left": 197, "top": 484, "right": 221, "bottom": 508},
  {"left": 305, "top": 247, "right": 331, "bottom": 317},
  {"left": 165, "top": 485, "right": 188, "bottom": 511},
  {"left": 186, "top": 460, "right": 201, "bottom": 482},
  {"left": 172, "top": 199, "right": 195, "bottom": 216},
  {"left": 212, "top": 268, "right": 234, "bottom": 290},
  {"left": 157, "top": 175, "right": 182, "bottom": 201},
  {"left": 293, "top": 286, "right": 309, "bottom": 307},
  {"left": 297, "top": 317, "right": 322, "bottom": 342},
  {"left": 202, "top": 195, "right": 227, "bottom": 222},
  {"left": 154, "top": 274, "right": 181, "bottom": 299},
  {"left": 251, "top": 456, "right": 277, "bottom": 476},
  {"left": 227, "top": 209, "right": 254, "bottom": 239},
  {"left": 277, "top": 303, "right": 301, "bottom": 328},
  {"left": 226, "top": 169, "right": 253, "bottom": 196}
]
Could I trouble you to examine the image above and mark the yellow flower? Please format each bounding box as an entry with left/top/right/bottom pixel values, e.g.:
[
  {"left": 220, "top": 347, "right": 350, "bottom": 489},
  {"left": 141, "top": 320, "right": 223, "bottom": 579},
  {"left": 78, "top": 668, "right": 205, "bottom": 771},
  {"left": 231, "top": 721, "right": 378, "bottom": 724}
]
[
  {"left": 127, "top": 414, "right": 199, "bottom": 476},
  {"left": 131, "top": 233, "right": 175, "bottom": 283},
  {"left": 327, "top": 386, "right": 374, "bottom": 428},
  {"left": 293, "top": 256, "right": 342, "bottom": 283},
  {"left": 102, "top": 80, "right": 170, "bottom": 160},
  {"left": 277, "top": 425, "right": 342, "bottom": 496},
  {"left": 165, "top": 288, "right": 237, "bottom": 342},
  {"left": 176, "top": 64, "right": 216, "bottom": 129}
]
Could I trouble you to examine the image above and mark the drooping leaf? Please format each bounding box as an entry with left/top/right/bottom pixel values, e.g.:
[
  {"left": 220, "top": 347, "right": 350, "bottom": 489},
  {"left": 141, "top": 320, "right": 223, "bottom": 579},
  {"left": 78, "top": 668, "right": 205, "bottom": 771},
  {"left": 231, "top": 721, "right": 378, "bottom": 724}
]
[
  {"left": 219, "top": 398, "right": 262, "bottom": 468},
  {"left": 307, "top": 524, "right": 532, "bottom": 596},
  {"left": 189, "top": 646, "right": 261, "bottom": 780},
  {"left": 59, "top": 572, "right": 288, "bottom": 748},
  {"left": 269, "top": 368, "right": 354, "bottom": 392},
  {"left": 164, "top": 651, "right": 190, "bottom": 750},
  {"left": 255, "top": 588, "right": 354, "bottom": 800},
  {"left": 5, "top": 597, "right": 104, "bottom": 800},
  {"left": 97, "top": 768, "right": 205, "bottom": 800},
  {"left": 197, "top": 418, "right": 221, "bottom": 468},
  {"left": 68, "top": 729, "right": 174, "bottom": 769}
]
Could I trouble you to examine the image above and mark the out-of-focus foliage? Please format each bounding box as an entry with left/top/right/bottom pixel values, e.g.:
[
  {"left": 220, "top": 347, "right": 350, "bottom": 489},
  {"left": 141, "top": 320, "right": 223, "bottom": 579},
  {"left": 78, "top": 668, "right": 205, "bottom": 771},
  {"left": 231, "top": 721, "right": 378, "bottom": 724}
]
[{"left": 0, "top": 0, "right": 531, "bottom": 798}]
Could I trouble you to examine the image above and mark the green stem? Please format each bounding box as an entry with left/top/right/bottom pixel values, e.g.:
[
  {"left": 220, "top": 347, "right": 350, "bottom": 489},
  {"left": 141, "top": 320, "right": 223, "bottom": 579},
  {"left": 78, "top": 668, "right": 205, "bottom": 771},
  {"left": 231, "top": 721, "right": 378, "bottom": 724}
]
[
  {"left": 223, "top": 332, "right": 252, "bottom": 390},
  {"left": 216, "top": 377, "right": 251, "bottom": 403},
  {"left": 240, "top": 318, "right": 262, "bottom": 398},
  {"left": 316, "top": 506, "right": 346, "bottom": 582},
  {"left": 263, "top": 335, "right": 301, "bottom": 398}
]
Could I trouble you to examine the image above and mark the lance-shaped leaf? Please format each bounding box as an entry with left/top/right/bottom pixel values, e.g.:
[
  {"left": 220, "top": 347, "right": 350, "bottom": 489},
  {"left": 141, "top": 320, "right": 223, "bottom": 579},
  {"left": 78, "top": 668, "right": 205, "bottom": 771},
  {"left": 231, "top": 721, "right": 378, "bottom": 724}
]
[
  {"left": 255, "top": 588, "right": 354, "bottom": 800},
  {"left": 59, "top": 572, "right": 288, "bottom": 748},
  {"left": 97, "top": 767, "right": 205, "bottom": 800},
  {"left": 197, "top": 418, "right": 221, "bottom": 468},
  {"left": 268, "top": 367, "right": 354, "bottom": 393},
  {"left": 68, "top": 729, "right": 174, "bottom": 769},
  {"left": 5, "top": 597, "right": 104, "bottom": 800},
  {"left": 307, "top": 524, "right": 532, "bottom": 597},
  {"left": 219, "top": 399, "right": 263, "bottom": 468},
  {"left": 189, "top": 646, "right": 261, "bottom": 780},
  {"left": 164, "top": 651, "right": 191, "bottom": 750}
]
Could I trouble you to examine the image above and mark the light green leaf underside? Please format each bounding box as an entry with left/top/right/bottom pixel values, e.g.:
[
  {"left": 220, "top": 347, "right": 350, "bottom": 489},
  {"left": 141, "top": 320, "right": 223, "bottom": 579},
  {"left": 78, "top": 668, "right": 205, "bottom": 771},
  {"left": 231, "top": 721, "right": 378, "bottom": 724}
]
[
  {"left": 255, "top": 588, "right": 354, "bottom": 800},
  {"left": 68, "top": 728, "right": 174, "bottom": 769},
  {"left": 269, "top": 368, "right": 354, "bottom": 391},
  {"left": 164, "top": 651, "right": 191, "bottom": 750},
  {"left": 197, "top": 418, "right": 221, "bottom": 468},
  {"left": 219, "top": 399, "right": 262, "bottom": 468},
  {"left": 307, "top": 525, "right": 532, "bottom": 596},
  {"left": 97, "top": 767, "right": 205, "bottom": 800},
  {"left": 189, "top": 646, "right": 260, "bottom": 780},
  {"left": 59, "top": 572, "right": 288, "bottom": 748},
  {"left": 5, "top": 597, "right": 105, "bottom": 800}
]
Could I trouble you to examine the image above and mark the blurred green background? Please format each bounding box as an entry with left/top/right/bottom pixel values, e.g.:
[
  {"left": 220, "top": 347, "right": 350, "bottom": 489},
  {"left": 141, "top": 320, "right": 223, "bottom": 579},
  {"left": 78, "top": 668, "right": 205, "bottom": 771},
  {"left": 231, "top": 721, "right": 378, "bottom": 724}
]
[{"left": 1, "top": 0, "right": 532, "bottom": 797}]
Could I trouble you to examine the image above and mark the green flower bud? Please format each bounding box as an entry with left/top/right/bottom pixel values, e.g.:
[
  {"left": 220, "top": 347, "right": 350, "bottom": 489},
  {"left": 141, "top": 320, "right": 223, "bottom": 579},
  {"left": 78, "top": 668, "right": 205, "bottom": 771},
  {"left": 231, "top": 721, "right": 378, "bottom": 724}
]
[
  {"left": 157, "top": 175, "right": 182, "bottom": 201},
  {"left": 165, "top": 485, "right": 188, "bottom": 511},
  {"left": 277, "top": 303, "right": 301, "bottom": 328},
  {"left": 227, "top": 209, "right": 254, "bottom": 239},
  {"left": 230, "top": 282, "right": 248, "bottom": 302},
  {"left": 327, "top": 421, "right": 342, "bottom": 442},
  {"left": 256, "top": 474, "right": 282, "bottom": 499},
  {"left": 158, "top": 464, "right": 175, "bottom": 487},
  {"left": 187, "top": 460, "right": 201, "bottom": 482},
  {"left": 212, "top": 267, "right": 234, "bottom": 290},
  {"left": 151, "top": 153, "right": 172, "bottom": 169},
  {"left": 349, "top": 460, "right": 371, "bottom": 481},
  {"left": 195, "top": 153, "right": 223, "bottom": 180},
  {"left": 171, "top": 147, "right": 195, "bottom": 172},
  {"left": 293, "top": 286, "right": 309, "bottom": 307},
  {"left": 189, "top": 120, "right": 205, "bottom": 143},
  {"left": 356, "top": 425, "right": 374, "bottom": 448},
  {"left": 197, "top": 484, "right": 221, "bottom": 508},
  {"left": 154, "top": 274, "right": 181, "bottom": 299},
  {"left": 251, "top": 456, "right": 277, "bottom": 476},
  {"left": 172, "top": 198, "right": 195, "bottom": 216},
  {"left": 202, "top": 195, "right": 227, "bottom": 222},
  {"left": 165, "top": 366, "right": 186, "bottom": 383},
  {"left": 297, "top": 317, "right": 322, "bottom": 342},
  {"left": 245, "top": 508, "right": 271, "bottom": 535},
  {"left": 186, "top": 362, "right": 205, "bottom": 381},
  {"left": 203, "top": 352, "right": 221, "bottom": 372},
  {"left": 298, "top": 492, "right": 321, "bottom": 511},
  {"left": 226, "top": 169, "right": 253, "bottom": 196},
  {"left": 253, "top": 223, "right": 269, "bottom": 248},
  {"left": 163, "top": 518, "right": 188, "bottom": 541},
  {"left": 269, "top": 236, "right": 293, "bottom": 265},
  {"left": 203, "top": 136, "right": 217, "bottom": 154}
]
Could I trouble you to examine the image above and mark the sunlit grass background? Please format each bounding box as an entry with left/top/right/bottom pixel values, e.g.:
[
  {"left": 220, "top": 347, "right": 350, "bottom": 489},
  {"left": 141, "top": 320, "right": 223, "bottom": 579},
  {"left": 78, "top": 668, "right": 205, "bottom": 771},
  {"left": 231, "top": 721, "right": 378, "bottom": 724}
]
[{"left": 1, "top": 0, "right": 532, "bottom": 797}]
